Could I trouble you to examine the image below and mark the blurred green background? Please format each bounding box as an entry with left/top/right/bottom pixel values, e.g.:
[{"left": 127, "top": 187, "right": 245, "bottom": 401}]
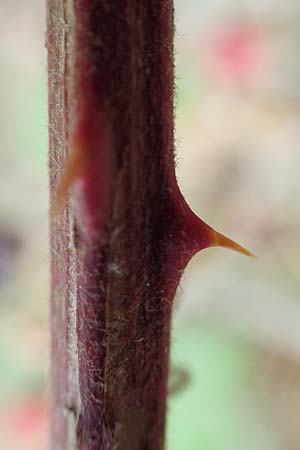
[{"left": 1, "top": 0, "right": 300, "bottom": 449}]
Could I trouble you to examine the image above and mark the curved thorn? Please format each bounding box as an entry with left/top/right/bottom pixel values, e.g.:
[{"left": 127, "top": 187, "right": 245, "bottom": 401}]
[
  {"left": 210, "top": 229, "right": 255, "bottom": 258},
  {"left": 51, "top": 139, "right": 86, "bottom": 215}
]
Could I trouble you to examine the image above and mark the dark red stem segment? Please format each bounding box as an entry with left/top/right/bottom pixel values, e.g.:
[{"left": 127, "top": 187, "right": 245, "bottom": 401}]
[{"left": 47, "top": 2, "right": 251, "bottom": 450}]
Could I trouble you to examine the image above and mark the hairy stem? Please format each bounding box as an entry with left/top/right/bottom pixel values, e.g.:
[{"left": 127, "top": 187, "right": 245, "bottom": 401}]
[{"left": 47, "top": 2, "right": 250, "bottom": 450}]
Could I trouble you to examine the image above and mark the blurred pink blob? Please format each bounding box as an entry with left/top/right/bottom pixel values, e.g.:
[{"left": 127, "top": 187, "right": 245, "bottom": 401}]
[
  {"left": 204, "top": 22, "right": 268, "bottom": 88},
  {"left": 0, "top": 398, "right": 48, "bottom": 450}
]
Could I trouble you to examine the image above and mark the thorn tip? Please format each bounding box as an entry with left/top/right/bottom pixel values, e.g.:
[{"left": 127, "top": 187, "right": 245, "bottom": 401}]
[
  {"left": 51, "top": 139, "right": 86, "bottom": 215},
  {"left": 210, "top": 229, "right": 255, "bottom": 258}
]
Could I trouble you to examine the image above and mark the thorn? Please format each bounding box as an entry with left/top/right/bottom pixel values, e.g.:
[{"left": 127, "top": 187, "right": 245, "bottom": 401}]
[
  {"left": 173, "top": 193, "right": 255, "bottom": 260},
  {"left": 210, "top": 229, "right": 256, "bottom": 258},
  {"left": 51, "top": 138, "right": 86, "bottom": 215}
]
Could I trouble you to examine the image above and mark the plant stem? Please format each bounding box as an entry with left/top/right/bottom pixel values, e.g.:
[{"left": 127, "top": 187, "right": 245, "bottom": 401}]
[{"left": 47, "top": 2, "right": 250, "bottom": 449}]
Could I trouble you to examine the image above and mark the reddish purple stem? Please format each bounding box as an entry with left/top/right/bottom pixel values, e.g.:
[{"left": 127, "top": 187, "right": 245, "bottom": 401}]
[{"left": 48, "top": 2, "right": 250, "bottom": 450}]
